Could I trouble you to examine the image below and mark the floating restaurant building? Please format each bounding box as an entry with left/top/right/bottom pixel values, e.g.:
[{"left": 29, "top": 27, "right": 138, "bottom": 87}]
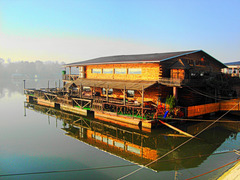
[
  {"left": 63, "top": 50, "right": 226, "bottom": 106},
  {"left": 26, "top": 50, "right": 240, "bottom": 129}
]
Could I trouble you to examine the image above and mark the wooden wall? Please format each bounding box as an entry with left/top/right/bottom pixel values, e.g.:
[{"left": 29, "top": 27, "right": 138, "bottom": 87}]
[
  {"left": 160, "top": 51, "right": 224, "bottom": 79},
  {"left": 86, "top": 63, "right": 160, "bottom": 81},
  {"left": 187, "top": 98, "right": 240, "bottom": 117}
]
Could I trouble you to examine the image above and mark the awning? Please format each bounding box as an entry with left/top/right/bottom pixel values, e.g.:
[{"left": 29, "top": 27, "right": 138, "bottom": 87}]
[{"left": 73, "top": 79, "right": 157, "bottom": 90}]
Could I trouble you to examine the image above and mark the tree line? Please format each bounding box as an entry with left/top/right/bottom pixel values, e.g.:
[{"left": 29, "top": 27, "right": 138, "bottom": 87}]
[{"left": 0, "top": 59, "right": 64, "bottom": 79}]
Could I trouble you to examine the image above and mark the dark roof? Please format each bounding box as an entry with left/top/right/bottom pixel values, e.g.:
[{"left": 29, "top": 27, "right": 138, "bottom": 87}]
[
  {"left": 65, "top": 50, "right": 200, "bottom": 66},
  {"left": 67, "top": 79, "right": 157, "bottom": 90},
  {"left": 225, "top": 61, "right": 240, "bottom": 66}
]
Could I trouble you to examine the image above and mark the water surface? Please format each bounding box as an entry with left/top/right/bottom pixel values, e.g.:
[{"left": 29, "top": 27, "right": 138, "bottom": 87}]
[{"left": 0, "top": 79, "right": 240, "bottom": 179}]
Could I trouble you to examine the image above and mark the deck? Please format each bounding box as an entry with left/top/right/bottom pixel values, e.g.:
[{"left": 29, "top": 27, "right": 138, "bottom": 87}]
[
  {"left": 24, "top": 88, "right": 240, "bottom": 129},
  {"left": 24, "top": 88, "right": 157, "bottom": 129}
]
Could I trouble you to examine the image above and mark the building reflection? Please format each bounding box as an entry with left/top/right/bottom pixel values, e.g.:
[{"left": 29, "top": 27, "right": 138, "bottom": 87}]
[{"left": 24, "top": 102, "right": 239, "bottom": 172}]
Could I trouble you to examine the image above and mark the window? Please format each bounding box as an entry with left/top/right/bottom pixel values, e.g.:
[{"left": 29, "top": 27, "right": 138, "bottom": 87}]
[
  {"left": 127, "top": 90, "right": 134, "bottom": 97},
  {"left": 102, "top": 137, "right": 108, "bottom": 143},
  {"left": 108, "top": 139, "right": 113, "bottom": 145},
  {"left": 128, "top": 68, "right": 142, "bottom": 74},
  {"left": 92, "top": 69, "right": 101, "bottom": 74},
  {"left": 102, "top": 88, "right": 113, "bottom": 95},
  {"left": 114, "top": 142, "right": 124, "bottom": 149},
  {"left": 103, "top": 68, "right": 113, "bottom": 74},
  {"left": 115, "top": 68, "right": 127, "bottom": 74}
]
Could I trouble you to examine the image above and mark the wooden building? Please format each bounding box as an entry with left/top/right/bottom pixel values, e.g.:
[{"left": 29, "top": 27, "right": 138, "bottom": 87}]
[
  {"left": 223, "top": 61, "right": 240, "bottom": 77},
  {"left": 25, "top": 50, "right": 238, "bottom": 129},
  {"left": 63, "top": 50, "right": 226, "bottom": 107}
]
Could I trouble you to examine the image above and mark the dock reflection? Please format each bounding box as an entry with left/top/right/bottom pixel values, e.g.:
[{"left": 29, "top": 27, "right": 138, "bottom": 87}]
[{"left": 24, "top": 102, "right": 239, "bottom": 172}]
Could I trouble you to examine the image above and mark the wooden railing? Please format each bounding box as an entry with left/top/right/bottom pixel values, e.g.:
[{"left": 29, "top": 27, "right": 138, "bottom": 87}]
[
  {"left": 187, "top": 98, "right": 240, "bottom": 117},
  {"left": 102, "top": 102, "right": 155, "bottom": 120},
  {"left": 25, "top": 88, "right": 188, "bottom": 119},
  {"left": 158, "top": 78, "right": 182, "bottom": 86},
  {"left": 158, "top": 78, "right": 207, "bottom": 87},
  {"left": 62, "top": 74, "right": 79, "bottom": 81}
]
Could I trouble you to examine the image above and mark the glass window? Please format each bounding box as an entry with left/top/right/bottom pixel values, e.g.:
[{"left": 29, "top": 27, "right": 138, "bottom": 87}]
[
  {"left": 108, "top": 139, "right": 113, "bottom": 145},
  {"left": 95, "top": 135, "right": 102, "bottom": 141},
  {"left": 103, "top": 68, "right": 113, "bottom": 74},
  {"left": 128, "top": 68, "right": 142, "bottom": 74},
  {"left": 102, "top": 137, "right": 108, "bottom": 143},
  {"left": 102, "top": 88, "right": 113, "bottom": 95},
  {"left": 127, "top": 90, "right": 134, "bottom": 97},
  {"left": 92, "top": 69, "right": 101, "bottom": 74},
  {"left": 114, "top": 141, "right": 124, "bottom": 149},
  {"left": 115, "top": 68, "right": 127, "bottom": 74}
]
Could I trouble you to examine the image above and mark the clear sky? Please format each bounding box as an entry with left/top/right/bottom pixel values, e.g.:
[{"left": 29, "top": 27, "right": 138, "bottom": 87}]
[{"left": 0, "top": 0, "right": 239, "bottom": 63}]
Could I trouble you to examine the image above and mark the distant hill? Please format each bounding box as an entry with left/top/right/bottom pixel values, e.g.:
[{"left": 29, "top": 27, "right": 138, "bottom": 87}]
[{"left": 225, "top": 61, "right": 240, "bottom": 66}]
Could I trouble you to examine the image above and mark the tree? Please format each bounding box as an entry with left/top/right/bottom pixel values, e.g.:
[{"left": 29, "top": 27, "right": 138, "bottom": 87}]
[{"left": 166, "top": 95, "right": 176, "bottom": 109}]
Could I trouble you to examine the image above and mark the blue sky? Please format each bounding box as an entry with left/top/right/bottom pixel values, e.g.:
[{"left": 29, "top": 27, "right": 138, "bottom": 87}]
[{"left": 0, "top": 0, "right": 239, "bottom": 63}]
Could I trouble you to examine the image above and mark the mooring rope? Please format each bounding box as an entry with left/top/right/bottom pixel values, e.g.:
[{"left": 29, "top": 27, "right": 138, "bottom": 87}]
[
  {"left": 234, "top": 149, "right": 240, "bottom": 156},
  {"left": 186, "top": 158, "right": 240, "bottom": 180},
  {"left": 185, "top": 85, "right": 237, "bottom": 101},
  {"left": 0, "top": 148, "right": 238, "bottom": 177},
  {"left": 0, "top": 164, "right": 136, "bottom": 177},
  {"left": 117, "top": 101, "right": 240, "bottom": 180},
  {"left": 162, "top": 117, "right": 240, "bottom": 123}
]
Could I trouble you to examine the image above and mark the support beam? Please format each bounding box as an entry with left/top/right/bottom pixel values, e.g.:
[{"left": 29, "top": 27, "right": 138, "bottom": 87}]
[
  {"left": 90, "top": 87, "right": 93, "bottom": 99},
  {"left": 80, "top": 84, "right": 82, "bottom": 98},
  {"left": 124, "top": 86, "right": 126, "bottom": 106},
  {"left": 69, "top": 67, "right": 71, "bottom": 80},
  {"left": 142, "top": 85, "right": 144, "bottom": 120},
  {"left": 93, "top": 84, "right": 96, "bottom": 100},
  {"left": 173, "top": 86, "right": 178, "bottom": 100},
  {"left": 106, "top": 86, "right": 109, "bottom": 102}
]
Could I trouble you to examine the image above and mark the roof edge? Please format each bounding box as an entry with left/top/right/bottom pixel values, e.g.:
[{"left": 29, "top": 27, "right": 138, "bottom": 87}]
[{"left": 64, "top": 50, "right": 200, "bottom": 67}]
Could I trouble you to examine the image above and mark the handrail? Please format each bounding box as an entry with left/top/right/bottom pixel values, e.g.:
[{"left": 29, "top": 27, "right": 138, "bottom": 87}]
[
  {"left": 158, "top": 78, "right": 182, "bottom": 86},
  {"left": 62, "top": 74, "right": 79, "bottom": 81}
]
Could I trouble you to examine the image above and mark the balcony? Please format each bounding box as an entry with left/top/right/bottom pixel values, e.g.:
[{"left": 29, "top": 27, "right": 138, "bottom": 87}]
[
  {"left": 158, "top": 78, "right": 183, "bottom": 87},
  {"left": 62, "top": 74, "right": 79, "bottom": 81},
  {"left": 159, "top": 77, "right": 210, "bottom": 87}
]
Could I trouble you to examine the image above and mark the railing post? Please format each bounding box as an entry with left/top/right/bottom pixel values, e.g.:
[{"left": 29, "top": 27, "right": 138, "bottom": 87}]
[{"left": 132, "top": 107, "right": 134, "bottom": 119}]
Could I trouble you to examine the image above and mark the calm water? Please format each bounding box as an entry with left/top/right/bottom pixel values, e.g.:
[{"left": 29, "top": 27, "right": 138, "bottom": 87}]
[{"left": 0, "top": 79, "right": 240, "bottom": 180}]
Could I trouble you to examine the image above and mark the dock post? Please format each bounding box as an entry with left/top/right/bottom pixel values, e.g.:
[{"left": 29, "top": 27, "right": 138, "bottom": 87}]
[{"left": 24, "top": 102, "right": 26, "bottom": 116}]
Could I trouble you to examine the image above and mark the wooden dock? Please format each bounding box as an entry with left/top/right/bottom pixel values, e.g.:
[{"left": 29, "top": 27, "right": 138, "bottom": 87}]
[
  {"left": 25, "top": 89, "right": 156, "bottom": 129},
  {"left": 25, "top": 88, "right": 240, "bottom": 130},
  {"left": 218, "top": 160, "right": 240, "bottom": 180}
]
